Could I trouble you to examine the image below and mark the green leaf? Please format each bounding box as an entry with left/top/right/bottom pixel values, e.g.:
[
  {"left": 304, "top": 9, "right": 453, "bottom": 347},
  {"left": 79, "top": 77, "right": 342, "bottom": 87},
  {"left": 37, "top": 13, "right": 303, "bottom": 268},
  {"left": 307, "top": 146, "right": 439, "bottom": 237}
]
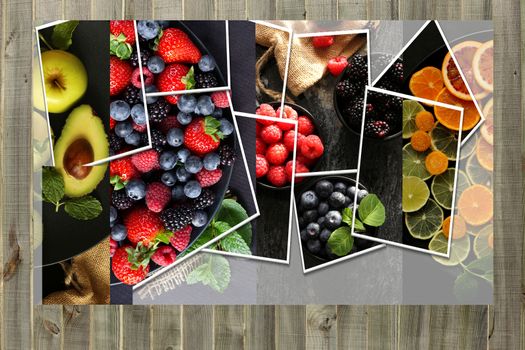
[
  {"left": 327, "top": 226, "right": 354, "bottom": 257},
  {"left": 465, "top": 253, "right": 492, "bottom": 275},
  {"left": 213, "top": 221, "right": 232, "bottom": 234},
  {"left": 150, "top": 28, "right": 163, "bottom": 51},
  {"left": 341, "top": 207, "right": 366, "bottom": 232},
  {"left": 178, "top": 226, "right": 214, "bottom": 257},
  {"left": 358, "top": 194, "right": 386, "bottom": 227},
  {"left": 64, "top": 196, "right": 102, "bottom": 220},
  {"left": 220, "top": 232, "right": 252, "bottom": 255},
  {"left": 186, "top": 255, "right": 231, "bottom": 293},
  {"left": 51, "top": 21, "right": 79, "bottom": 50},
  {"left": 454, "top": 271, "right": 479, "bottom": 303},
  {"left": 42, "top": 167, "right": 64, "bottom": 203},
  {"left": 182, "top": 66, "right": 195, "bottom": 90},
  {"left": 155, "top": 230, "right": 173, "bottom": 245},
  {"left": 216, "top": 199, "right": 252, "bottom": 245}
]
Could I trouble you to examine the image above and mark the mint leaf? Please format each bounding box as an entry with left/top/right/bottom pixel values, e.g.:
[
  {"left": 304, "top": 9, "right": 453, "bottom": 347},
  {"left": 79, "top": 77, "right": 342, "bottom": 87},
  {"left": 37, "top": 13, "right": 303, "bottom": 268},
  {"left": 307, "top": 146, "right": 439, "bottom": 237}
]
[
  {"left": 327, "top": 226, "right": 354, "bottom": 257},
  {"left": 220, "top": 232, "right": 251, "bottom": 255},
  {"left": 342, "top": 207, "right": 365, "bottom": 232},
  {"left": 213, "top": 221, "right": 232, "bottom": 234},
  {"left": 178, "top": 226, "right": 214, "bottom": 257},
  {"left": 358, "top": 194, "right": 385, "bottom": 227},
  {"left": 217, "top": 199, "right": 252, "bottom": 245},
  {"left": 51, "top": 21, "right": 79, "bottom": 50},
  {"left": 42, "top": 167, "right": 64, "bottom": 203},
  {"left": 64, "top": 195, "right": 102, "bottom": 220},
  {"left": 182, "top": 66, "right": 195, "bottom": 90},
  {"left": 155, "top": 230, "right": 173, "bottom": 245},
  {"left": 186, "top": 255, "right": 231, "bottom": 293}
]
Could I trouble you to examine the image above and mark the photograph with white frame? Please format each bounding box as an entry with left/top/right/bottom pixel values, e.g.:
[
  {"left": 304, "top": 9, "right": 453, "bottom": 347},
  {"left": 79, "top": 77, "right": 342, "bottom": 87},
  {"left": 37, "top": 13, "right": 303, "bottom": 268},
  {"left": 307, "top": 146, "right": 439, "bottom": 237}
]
[{"left": 352, "top": 86, "right": 464, "bottom": 258}]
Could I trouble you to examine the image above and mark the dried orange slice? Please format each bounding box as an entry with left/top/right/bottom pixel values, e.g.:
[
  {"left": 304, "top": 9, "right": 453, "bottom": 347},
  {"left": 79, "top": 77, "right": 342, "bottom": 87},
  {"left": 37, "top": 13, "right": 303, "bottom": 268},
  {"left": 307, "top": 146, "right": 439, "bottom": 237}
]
[
  {"left": 411, "top": 130, "right": 431, "bottom": 152},
  {"left": 473, "top": 40, "right": 493, "bottom": 92},
  {"left": 476, "top": 136, "right": 493, "bottom": 172},
  {"left": 480, "top": 98, "right": 493, "bottom": 145},
  {"left": 442, "top": 215, "right": 467, "bottom": 240},
  {"left": 434, "top": 88, "right": 480, "bottom": 131},
  {"left": 409, "top": 66, "right": 444, "bottom": 102},
  {"left": 425, "top": 150, "right": 448, "bottom": 175},
  {"left": 415, "top": 110, "right": 435, "bottom": 132},
  {"left": 458, "top": 184, "right": 493, "bottom": 226}
]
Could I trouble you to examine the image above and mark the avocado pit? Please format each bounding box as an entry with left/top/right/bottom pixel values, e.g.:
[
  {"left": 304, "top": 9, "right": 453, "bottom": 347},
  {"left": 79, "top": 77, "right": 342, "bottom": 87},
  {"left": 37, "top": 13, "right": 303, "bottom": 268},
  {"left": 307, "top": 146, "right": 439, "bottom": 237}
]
[{"left": 63, "top": 138, "right": 94, "bottom": 179}]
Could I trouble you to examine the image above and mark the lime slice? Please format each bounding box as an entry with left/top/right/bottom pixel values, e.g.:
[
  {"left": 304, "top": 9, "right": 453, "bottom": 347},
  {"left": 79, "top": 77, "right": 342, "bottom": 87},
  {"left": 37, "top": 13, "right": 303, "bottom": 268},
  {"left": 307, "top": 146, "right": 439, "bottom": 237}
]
[
  {"left": 403, "top": 144, "right": 431, "bottom": 180},
  {"left": 431, "top": 169, "right": 470, "bottom": 210},
  {"left": 473, "top": 224, "right": 493, "bottom": 258},
  {"left": 458, "top": 132, "right": 477, "bottom": 160},
  {"left": 430, "top": 123, "right": 459, "bottom": 160},
  {"left": 403, "top": 176, "right": 430, "bottom": 212},
  {"left": 465, "top": 152, "right": 492, "bottom": 187},
  {"left": 405, "top": 199, "right": 443, "bottom": 239},
  {"left": 403, "top": 100, "right": 425, "bottom": 139},
  {"left": 430, "top": 231, "right": 470, "bottom": 266}
]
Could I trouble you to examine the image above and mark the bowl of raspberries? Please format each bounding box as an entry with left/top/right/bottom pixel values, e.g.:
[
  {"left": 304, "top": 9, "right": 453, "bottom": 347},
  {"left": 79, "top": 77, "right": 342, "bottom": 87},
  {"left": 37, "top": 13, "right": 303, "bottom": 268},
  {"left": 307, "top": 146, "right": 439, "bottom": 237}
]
[
  {"left": 255, "top": 102, "right": 325, "bottom": 190},
  {"left": 108, "top": 20, "right": 236, "bottom": 286},
  {"left": 333, "top": 53, "right": 404, "bottom": 140}
]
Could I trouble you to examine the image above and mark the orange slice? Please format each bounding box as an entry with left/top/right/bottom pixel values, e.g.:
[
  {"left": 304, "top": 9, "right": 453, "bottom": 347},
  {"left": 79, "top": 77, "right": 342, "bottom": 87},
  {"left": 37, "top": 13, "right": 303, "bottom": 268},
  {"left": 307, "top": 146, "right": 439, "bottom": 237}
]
[
  {"left": 476, "top": 136, "right": 493, "bottom": 172},
  {"left": 480, "top": 98, "right": 493, "bottom": 145},
  {"left": 415, "top": 110, "right": 435, "bottom": 132},
  {"left": 442, "top": 215, "right": 467, "bottom": 240},
  {"left": 411, "top": 130, "right": 431, "bottom": 152},
  {"left": 473, "top": 40, "right": 494, "bottom": 92},
  {"left": 425, "top": 150, "right": 448, "bottom": 175},
  {"left": 409, "top": 66, "right": 444, "bottom": 102},
  {"left": 434, "top": 88, "right": 480, "bottom": 131},
  {"left": 458, "top": 184, "right": 493, "bottom": 226}
]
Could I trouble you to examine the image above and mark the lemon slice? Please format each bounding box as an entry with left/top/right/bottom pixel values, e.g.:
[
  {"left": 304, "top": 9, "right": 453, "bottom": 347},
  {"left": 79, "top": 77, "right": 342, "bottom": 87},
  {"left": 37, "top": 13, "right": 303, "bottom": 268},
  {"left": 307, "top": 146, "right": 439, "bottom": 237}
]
[
  {"left": 406, "top": 199, "right": 443, "bottom": 240},
  {"left": 430, "top": 231, "right": 470, "bottom": 266},
  {"left": 403, "top": 100, "right": 425, "bottom": 139},
  {"left": 403, "top": 144, "right": 431, "bottom": 180},
  {"left": 403, "top": 176, "right": 430, "bottom": 213},
  {"left": 430, "top": 123, "right": 459, "bottom": 160},
  {"left": 431, "top": 169, "right": 470, "bottom": 210}
]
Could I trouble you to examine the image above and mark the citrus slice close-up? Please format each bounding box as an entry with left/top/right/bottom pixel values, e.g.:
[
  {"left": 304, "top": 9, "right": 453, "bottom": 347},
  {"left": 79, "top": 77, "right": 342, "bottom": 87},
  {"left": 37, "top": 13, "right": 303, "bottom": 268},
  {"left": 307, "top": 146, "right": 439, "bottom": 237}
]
[
  {"left": 480, "top": 98, "right": 493, "bottom": 145},
  {"left": 431, "top": 168, "right": 470, "bottom": 210},
  {"left": 476, "top": 136, "right": 493, "bottom": 172},
  {"left": 402, "top": 176, "right": 430, "bottom": 213},
  {"left": 430, "top": 122, "right": 459, "bottom": 160},
  {"left": 402, "top": 100, "right": 425, "bottom": 139},
  {"left": 406, "top": 199, "right": 444, "bottom": 240},
  {"left": 431, "top": 232, "right": 470, "bottom": 266},
  {"left": 458, "top": 184, "right": 493, "bottom": 226},
  {"left": 409, "top": 66, "right": 444, "bottom": 102},
  {"left": 472, "top": 40, "right": 494, "bottom": 92},
  {"left": 465, "top": 151, "right": 492, "bottom": 187},
  {"left": 473, "top": 224, "right": 493, "bottom": 258},
  {"left": 434, "top": 88, "right": 480, "bottom": 131},
  {"left": 403, "top": 144, "right": 432, "bottom": 180}
]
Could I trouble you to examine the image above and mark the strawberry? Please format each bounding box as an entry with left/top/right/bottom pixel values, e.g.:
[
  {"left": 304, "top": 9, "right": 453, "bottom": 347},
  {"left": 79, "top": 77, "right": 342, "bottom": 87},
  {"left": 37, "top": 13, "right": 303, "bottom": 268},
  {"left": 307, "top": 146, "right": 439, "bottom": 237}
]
[
  {"left": 256, "top": 154, "right": 269, "bottom": 178},
  {"left": 301, "top": 135, "right": 324, "bottom": 159},
  {"left": 169, "top": 225, "right": 192, "bottom": 251},
  {"left": 211, "top": 91, "right": 230, "bottom": 108},
  {"left": 151, "top": 245, "right": 177, "bottom": 266},
  {"left": 110, "top": 118, "right": 116, "bottom": 130},
  {"left": 276, "top": 105, "right": 298, "bottom": 131},
  {"left": 131, "top": 149, "right": 159, "bottom": 173},
  {"left": 196, "top": 168, "right": 222, "bottom": 187},
  {"left": 124, "top": 206, "right": 164, "bottom": 246},
  {"left": 255, "top": 138, "right": 267, "bottom": 155},
  {"left": 298, "top": 115, "right": 315, "bottom": 135},
  {"left": 327, "top": 56, "right": 348, "bottom": 76},
  {"left": 312, "top": 36, "right": 334, "bottom": 48},
  {"left": 285, "top": 160, "right": 309, "bottom": 183},
  {"left": 157, "top": 115, "right": 181, "bottom": 134},
  {"left": 184, "top": 116, "right": 223, "bottom": 155},
  {"left": 110, "top": 20, "right": 136, "bottom": 45},
  {"left": 157, "top": 28, "right": 202, "bottom": 64},
  {"left": 146, "top": 182, "right": 171, "bottom": 213},
  {"left": 111, "top": 245, "right": 150, "bottom": 285},
  {"left": 267, "top": 166, "right": 287, "bottom": 187},
  {"left": 266, "top": 143, "right": 288, "bottom": 165},
  {"left": 110, "top": 156, "right": 139, "bottom": 189},
  {"left": 156, "top": 63, "right": 191, "bottom": 104},
  {"left": 260, "top": 124, "right": 282, "bottom": 144},
  {"left": 110, "top": 56, "right": 133, "bottom": 96},
  {"left": 283, "top": 130, "right": 305, "bottom": 152}
]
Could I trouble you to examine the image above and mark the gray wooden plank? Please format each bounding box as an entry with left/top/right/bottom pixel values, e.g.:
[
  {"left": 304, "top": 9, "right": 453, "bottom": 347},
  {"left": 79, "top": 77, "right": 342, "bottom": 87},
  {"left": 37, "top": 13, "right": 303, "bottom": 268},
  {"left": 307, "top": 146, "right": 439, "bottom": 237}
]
[
  {"left": 367, "top": 306, "right": 397, "bottom": 350},
  {"left": 64, "top": 0, "right": 91, "bottom": 19},
  {"left": 247, "top": 0, "right": 276, "bottom": 19},
  {"left": 399, "top": 0, "right": 461, "bottom": 20},
  {"left": 245, "top": 305, "right": 276, "bottom": 350},
  {"left": 151, "top": 305, "right": 182, "bottom": 350},
  {"left": 336, "top": 306, "right": 367, "bottom": 350},
  {"left": 34, "top": 0, "right": 63, "bottom": 22},
  {"left": 182, "top": 306, "right": 214, "bottom": 349},
  {"left": 91, "top": 0, "right": 123, "bottom": 18},
  {"left": 457, "top": 306, "right": 488, "bottom": 349},
  {"left": 214, "top": 305, "right": 245, "bottom": 350},
  {"left": 62, "top": 305, "right": 91, "bottom": 349},
  {"left": 275, "top": 305, "right": 306, "bottom": 350},
  {"left": 305, "top": 305, "right": 337, "bottom": 350},
  {"left": 122, "top": 305, "right": 152, "bottom": 349},
  {"left": 367, "top": 0, "right": 398, "bottom": 19},
  {"left": 216, "top": 0, "right": 246, "bottom": 19},
  {"left": 461, "top": 0, "right": 492, "bottom": 19},
  {"left": 124, "top": 0, "right": 153, "bottom": 18},
  {"left": 275, "top": 0, "right": 306, "bottom": 20},
  {"left": 183, "top": 0, "right": 215, "bottom": 19},
  {"left": 397, "top": 306, "right": 431, "bottom": 349},
  {"left": 91, "top": 306, "right": 121, "bottom": 350},
  {"left": 305, "top": 0, "right": 337, "bottom": 20},
  {"left": 337, "top": 0, "right": 367, "bottom": 19},
  {"left": 152, "top": 0, "right": 182, "bottom": 19},
  {"left": 34, "top": 306, "right": 63, "bottom": 350}
]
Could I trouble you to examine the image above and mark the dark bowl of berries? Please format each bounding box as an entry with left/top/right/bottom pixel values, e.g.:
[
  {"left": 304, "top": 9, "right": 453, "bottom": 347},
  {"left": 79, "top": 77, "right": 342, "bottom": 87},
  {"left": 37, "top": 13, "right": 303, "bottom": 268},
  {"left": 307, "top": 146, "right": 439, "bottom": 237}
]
[
  {"left": 333, "top": 53, "right": 404, "bottom": 141},
  {"left": 254, "top": 101, "right": 325, "bottom": 191},
  {"left": 296, "top": 175, "right": 377, "bottom": 263}
]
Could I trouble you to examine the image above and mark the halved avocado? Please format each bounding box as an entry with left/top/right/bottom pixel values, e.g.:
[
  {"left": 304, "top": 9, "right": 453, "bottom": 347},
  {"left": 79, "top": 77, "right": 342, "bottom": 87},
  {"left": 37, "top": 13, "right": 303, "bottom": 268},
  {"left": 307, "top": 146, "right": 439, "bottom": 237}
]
[{"left": 53, "top": 105, "right": 109, "bottom": 197}]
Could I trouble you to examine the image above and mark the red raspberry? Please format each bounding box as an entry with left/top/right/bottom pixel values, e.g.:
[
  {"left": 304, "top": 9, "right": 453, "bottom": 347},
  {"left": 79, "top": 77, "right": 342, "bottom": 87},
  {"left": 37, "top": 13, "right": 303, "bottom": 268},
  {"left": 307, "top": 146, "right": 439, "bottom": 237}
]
[
  {"left": 256, "top": 123, "right": 262, "bottom": 137},
  {"left": 211, "top": 91, "right": 230, "bottom": 108},
  {"left": 283, "top": 130, "right": 306, "bottom": 152},
  {"left": 256, "top": 154, "right": 269, "bottom": 178},
  {"left": 256, "top": 103, "right": 277, "bottom": 120},
  {"left": 285, "top": 160, "right": 309, "bottom": 183},
  {"left": 170, "top": 225, "right": 192, "bottom": 251},
  {"left": 157, "top": 115, "right": 181, "bottom": 134},
  {"left": 131, "top": 149, "right": 160, "bottom": 173},
  {"left": 131, "top": 67, "right": 154, "bottom": 88},
  {"left": 298, "top": 116, "right": 315, "bottom": 135},
  {"left": 267, "top": 166, "right": 287, "bottom": 187},
  {"left": 110, "top": 118, "right": 116, "bottom": 130},
  {"left": 266, "top": 143, "right": 289, "bottom": 165},
  {"left": 260, "top": 125, "right": 282, "bottom": 144},
  {"left": 327, "top": 56, "right": 348, "bottom": 76},
  {"left": 146, "top": 182, "right": 171, "bottom": 213},
  {"left": 196, "top": 168, "right": 223, "bottom": 187},
  {"left": 132, "top": 121, "right": 147, "bottom": 132},
  {"left": 151, "top": 245, "right": 177, "bottom": 266},
  {"left": 301, "top": 135, "right": 324, "bottom": 159},
  {"left": 256, "top": 138, "right": 267, "bottom": 155},
  {"left": 109, "top": 237, "right": 118, "bottom": 258},
  {"left": 312, "top": 36, "right": 334, "bottom": 48},
  {"left": 297, "top": 153, "right": 316, "bottom": 167},
  {"left": 276, "top": 105, "right": 298, "bottom": 131}
]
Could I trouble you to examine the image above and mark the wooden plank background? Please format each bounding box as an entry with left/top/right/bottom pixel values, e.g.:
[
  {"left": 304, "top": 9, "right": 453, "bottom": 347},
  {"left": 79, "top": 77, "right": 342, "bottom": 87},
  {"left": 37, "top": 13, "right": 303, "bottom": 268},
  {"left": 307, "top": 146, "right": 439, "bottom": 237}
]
[{"left": 1, "top": 0, "right": 520, "bottom": 348}]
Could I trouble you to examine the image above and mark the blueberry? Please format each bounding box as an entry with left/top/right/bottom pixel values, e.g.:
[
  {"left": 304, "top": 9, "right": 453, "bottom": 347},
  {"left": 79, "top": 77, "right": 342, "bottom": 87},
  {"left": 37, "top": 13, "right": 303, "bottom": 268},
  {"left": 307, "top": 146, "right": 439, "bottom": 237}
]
[
  {"left": 177, "top": 111, "right": 193, "bottom": 125},
  {"left": 131, "top": 104, "right": 146, "bottom": 125},
  {"left": 198, "top": 55, "right": 216, "bottom": 72},
  {"left": 328, "top": 192, "right": 346, "bottom": 209},
  {"left": 307, "top": 239, "right": 322, "bottom": 254},
  {"left": 176, "top": 148, "right": 191, "bottom": 163},
  {"left": 147, "top": 55, "right": 165, "bottom": 74},
  {"left": 185, "top": 155, "right": 203, "bottom": 174},
  {"left": 159, "top": 150, "right": 177, "bottom": 170},
  {"left": 325, "top": 210, "right": 342, "bottom": 230},
  {"left": 115, "top": 121, "right": 133, "bottom": 138},
  {"left": 124, "top": 131, "right": 141, "bottom": 146},
  {"left": 300, "top": 190, "right": 319, "bottom": 210},
  {"left": 347, "top": 186, "right": 357, "bottom": 198},
  {"left": 110, "top": 100, "right": 130, "bottom": 121},
  {"left": 176, "top": 167, "right": 191, "bottom": 182},
  {"left": 125, "top": 179, "right": 146, "bottom": 200},
  {"left": 167, "top": 128, "right": 184, "bottom": 147},
  {"left": 334, "top": 182, "right": 347, "bottom": 194},
  {"left": 319, "top": 228, "right": 332, "bottom": 242},
  {"left": 357, "top": 189, "right": 369, "bottom": 203},
  {"left": 177, "top": 95, "right": 197, "bottom": 114},
  {"left": 315, "top": 180, "right": 334, "bottom": 199},
  {"left": 317, "top": 202, "right": 329, "bottom": 216},
  {"left": 306, "top": 222, "right": 320, "bottom": 238},
  {"left": 302, "top": 209, "right": 318, "bottom": 224},
  {"left": 137, "top": 20, "right": 160, "bottom": 40},
  {"left": 317, "top": 216, "right": 326, "bottom": 228},
  {"left": 300, "top": 229, "right": 309, "bottom": 242},
  {"left": 184, "top": 180, "right": 202, "bottom": 199},
  {"left": 211, "top": 108, "right": 223, "bottom": 118},
  {"left": 194, "top": 95, "right": 215, "bottom": 115},
  {"left": 141, "top": 86, "right": 158, "bottom": 104},
  {"left": 110, "top": 206, "right": 118, "bottom": 224},
  {"left": 111, "top": 224, "right": 128, "bottom": 242},
  {"left": 172, "top": 184, "right": 185, "bottom": 201},
  {"left": 192, "top": 210, "right": 208, "bottom": 227},
  {"left": 344, "top": 196, "right": 352, "bottom": 207},
  {"left": 203, "top": 153, "right": 220, "bottom": 170},
  {"left": 161, "top": 171, "right": 177, "bottom": 186},
  {"left": 219, "top": 118, "right": 234, "bottom": 136}
]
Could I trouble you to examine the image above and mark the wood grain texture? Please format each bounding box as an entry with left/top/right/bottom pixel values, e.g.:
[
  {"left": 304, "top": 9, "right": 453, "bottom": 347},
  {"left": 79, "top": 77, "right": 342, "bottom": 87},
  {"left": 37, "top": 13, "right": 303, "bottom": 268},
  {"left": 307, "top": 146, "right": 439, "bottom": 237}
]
[
  {"left": 336, "top": 306, "right": 367, "bottom": 350},
  {"left": 275, "top": 305, "right": 306, "bottom": 350},
  {"left": 91, "top": 306, "right": 121, "bottom": 350},
  {"left": 34, "top": 306, "right": 63, "bottom": 350},
  {"left": 305, "top": 0, "right": 337, "bottom": 20},
  {"left": 367, "top": 306, "right": 397, "bottom": 350},
  {"left": 182, "top": 306, "right": 214, "bottom": 348},
  {"left": 245, "top": 305, "right": 276, "bottom": 350},
  {"left": 183, "top": 0, "right": 215, "bottom": 19},
  {"left": 214, "top": 305, "right": 245, "bottom": 349},
  {"left": 62, "top": 305, "right": 91, "bottom": 349},
  {"left": 305, "top": 305, "right": 337, "bottom": 349},
  {"left": 151, "top": 305, "right": 182, "bottom": 350},
  {"left": 122, "top": 305, "right": 152, "bottom": 349}
]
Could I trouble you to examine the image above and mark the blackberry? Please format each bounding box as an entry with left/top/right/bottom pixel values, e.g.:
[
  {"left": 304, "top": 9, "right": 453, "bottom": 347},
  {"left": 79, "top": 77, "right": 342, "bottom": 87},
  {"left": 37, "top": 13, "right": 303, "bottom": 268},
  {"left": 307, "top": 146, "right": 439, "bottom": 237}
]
[
  {"left": 130, "top": 48, "right": 150, "bottom": 68},
  {"left": 150, "top": 129, "right": 167, "bottom": 152},
  {"left": 161, "top": 205, "right": 195, "bottom": 232},
  {"left": 219, "top": 144, "right": 236, "bottom": 166},
  {"left": 364, "top": 120, "right": 390, "bottom": 138},
  {"left": 109, "top": 133, "right": 124, "bottom": 152},
  {"left": 383, "top": 95, "right": 403, "bottom": 113},
  {"left": 148, "top": 98, "right": 170, "bottom": 123},
  {"left": 112, "top": 190, "right": 134, "bottom": 210},
  {"left": 343, "top": 97, "right": 364, "bottom": 128},
  {"left": 376, "top": 78, "right": 400, "bottom": 93},
  {"left": 192, "top": 189, "right": 215, "bottom": 209},
  {"left": 195, "top": 72, "right": 218, "bottom": 89},
  {"left": 335, "top": 80, "right": 358, "bottom": 99},
  {"left": 388, "top": 60, "right": 404, "bottom": 83},
  {"left": 122, "top": 85, "right": 142, "bottom": 105},
  {"left": 347, "top": 54, "right": 368, "bottom": 82},
  {"left": 383, "top": 111, "right": 400, "bottom": 128}
]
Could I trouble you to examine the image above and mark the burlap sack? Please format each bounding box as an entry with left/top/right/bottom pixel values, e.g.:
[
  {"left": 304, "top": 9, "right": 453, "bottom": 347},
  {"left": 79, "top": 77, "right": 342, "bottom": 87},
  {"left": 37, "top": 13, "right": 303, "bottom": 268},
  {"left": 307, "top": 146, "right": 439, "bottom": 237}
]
[
  {"left": 256, "top": 24, "right": 367, "bottom": 97},
  {"left": 43, "top": 238, "right": 109, "bottom": 304}
]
